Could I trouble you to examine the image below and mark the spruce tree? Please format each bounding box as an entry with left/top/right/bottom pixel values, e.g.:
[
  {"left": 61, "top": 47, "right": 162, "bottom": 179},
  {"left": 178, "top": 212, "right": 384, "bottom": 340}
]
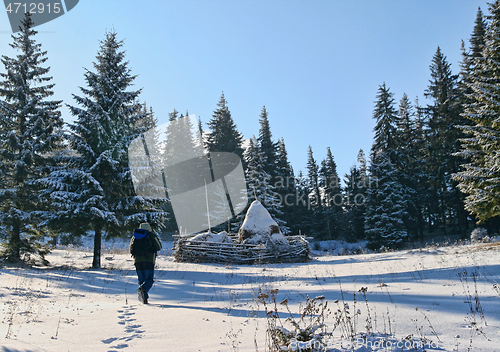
[
  {"left": 136, "top": 103, "right": 157, "bottom": 132},
  {"left": 319, "top": 147, "right": 342, "bottom": 240},
  {"left": 294, "top": 170, "right": 310, "bottom": 235},
  {"left": 244, "top": 137, "right": 287, "bottom": 232},
  {"left": 305, "top": 146, "right": 323, "bottom": 238},
  {"left": 0, "top": 13, "right": 64, "bottom": 262},
  {"left": 342, "top": 150, "right": 369, "bottom": 242},
  {"left": 424, "top": 47, "right": 464, "bottom": 235},
  {"left": 470, "top": 7, "right": 487, "bottom": 59},
  {"left": 365, "top": 84, "right": 407, "bottom": 248},
  {"left": 206, "top": 93, "right": 244, "bottom": 157},
  {"left": 453, "top": 7, "right": 487, "bottom": 233},
  {"left": 454, "top": 1, "right": 500, "bottom": 226},
  {"left": 275, "top": 138, "right": 296, "bottom": 232},
  {"left": 344, "top": 165, "right": 364, "bottom": 242},
  {"left": 41, "top": 31, "right": 167, "bottom": 268},
  {"left": 365, "top": 152, "right": 408, "bottom": 250},
  {"left": 307, "top": 146, "right": 321, "bottom": 207},
  {"left": 160, "top": 110, "right": 199, "bottom": 233},
  {"left": 395, "top": 94, "right": 420, "bottom": 239},
  {"left": 371, "top": 83, "right": 399, "bottom": 161},
  {"left": 458, "top": 8, "right": 486, "bottom": 143},
  {"left": 163, "top": 110, "right": 197, "bottom": 165},
  {"left": 412, "top": 98, "right": 428, "bottom": 240},
  {"left": 257, "top": 106, "right": 277, "bottom": 177}
]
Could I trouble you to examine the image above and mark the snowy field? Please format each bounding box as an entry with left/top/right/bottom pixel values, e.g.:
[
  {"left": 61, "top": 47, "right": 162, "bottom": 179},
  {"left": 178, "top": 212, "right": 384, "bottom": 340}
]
[{"left": 1, "top": 240, "right": 499, "bottom": 351}]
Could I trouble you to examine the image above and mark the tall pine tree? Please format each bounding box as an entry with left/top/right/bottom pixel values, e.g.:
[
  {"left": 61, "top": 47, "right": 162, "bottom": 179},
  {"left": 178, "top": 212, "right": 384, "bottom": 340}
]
[
  {"left": 344, "top": 150, "right": 368, "bottom": 242},
  {"left": 319, "top": 147, "right": 342, "bottom": 240},
  {"left": 304, "top": 146, "right": 323, "bottom": 238},
  {"left": 424, "top": 47, "right": 464, "bottom": 235},
  {"left": 257, "top": 106, "right": 277, "bottom": 178},
  {"left": 41, "top": 31, "right": 167, "bottom": 268},
  {"left": 275, "top": 138, "right": 296, "bottom": 233},
  {"left": 454, "top": 1, "right": 500, "bottom": 228},
  {"left": 244, "top": 137, "right": 287, "bottom": 232},
  {"left": 371, "top": 83, "right": 400, "bottom": 160},
  {"left": 395, "top": 94, "right": 420, "bottom": 240},
  {"left": 365, "top": 84, "right": 407, "bottom": 249},
  {"left": 0, "top": 13, "right": 64, "bottom": 262},
  {"left": 206, "top": 93, "right": 244, "bottom": 157},
  {"left": 365, "top": 153, "right": 408, "bottom": 250}
]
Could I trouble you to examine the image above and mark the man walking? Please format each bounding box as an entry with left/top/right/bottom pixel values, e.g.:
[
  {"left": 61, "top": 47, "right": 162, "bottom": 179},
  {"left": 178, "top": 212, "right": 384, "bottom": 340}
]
[{"left": 130, "top": 222, "right": 162, "bottom": 304}]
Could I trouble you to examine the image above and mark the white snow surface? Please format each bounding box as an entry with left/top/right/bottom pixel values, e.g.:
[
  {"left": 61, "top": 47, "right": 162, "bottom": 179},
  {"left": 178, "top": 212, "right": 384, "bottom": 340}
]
[{"left": 1, "top": 240, "right": 500, "bottom": 351}]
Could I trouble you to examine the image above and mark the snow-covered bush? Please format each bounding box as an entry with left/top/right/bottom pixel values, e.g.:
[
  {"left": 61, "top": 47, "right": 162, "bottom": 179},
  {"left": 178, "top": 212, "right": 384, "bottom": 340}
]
[
  {"left": 259, "top": 289, "right": 331, "bottom": 352},
  {"left": 471, "top": 228, "right": 490, "bottom": 243}
]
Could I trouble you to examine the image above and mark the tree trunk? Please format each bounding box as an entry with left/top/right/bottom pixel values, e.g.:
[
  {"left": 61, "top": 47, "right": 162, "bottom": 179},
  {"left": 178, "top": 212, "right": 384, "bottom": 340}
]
[
  {"left": 51, "top": 235, "right": 58, "bottom": 248},
  {"left": 92, "top": 227, "right": 102, "bottom": 269},
  {"left": 9, "top": 223, "right": 21, "bottom": 260}
]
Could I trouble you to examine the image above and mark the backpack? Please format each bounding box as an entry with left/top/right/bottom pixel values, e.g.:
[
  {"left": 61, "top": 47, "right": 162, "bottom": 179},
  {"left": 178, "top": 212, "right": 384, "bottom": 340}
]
[{"left": 130, "top": 229, "right": 162, "bottom": 256}]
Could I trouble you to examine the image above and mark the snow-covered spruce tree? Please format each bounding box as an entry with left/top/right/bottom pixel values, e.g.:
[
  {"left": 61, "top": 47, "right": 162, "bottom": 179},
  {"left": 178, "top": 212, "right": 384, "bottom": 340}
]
[
  {"left": 319, "top": 147, "right": 343, "bottom": 240},
  {"left": 343, "top": 150, "right": 368, "bottom": 242},
  {"left": 205, "top": 93, "right": 245, "bottom": 231},
  {"left": 41, "top": 31, "right": 167, "bottom": 268},
  {"left": 257, "top": 106, "right": 278, "bottom": 178},
  {"left": 275, "top": 138, "right": 296, "bottom": 232},
  {"left": 163, "top": 110, "right": 198, "bottom": 165},
  {"left": 371, "top": 83, "right": 400, "bottom": 159},
  {"left": 293, "top": 170, "right": 310, "bottom": 234},
  {"left": 136, "top": 102, "right": 157, "bottom": 132},
  {"left": 411, "top": 98, "right": 429, "bottom": 240},
  {"left": 454, "top": 1, "right": 500, "bottom": 224},
  {"left": 424, "top": 47, "right": 465, "bottom": 236},
  {"left": 244, "top": 137, "right": 288, "bottom": 232},
  {"left": 395, "top": 94, "right": 420, "bottom": 239},
  {"left": 206, "top": 92, "right": 244, "bottom": 158},
  {"left": 459, "top": 7, "right": 486, "bottom": 104},
  {"left": 0, "top": 13, "right": 64, "bottom": 263},
  {"left": 365, "top": 84, "right": 407, "bottom": 249},
  {"left": 344, "top": 165, "right": 364, "bottom": 242},
  {"left": 365, "top": 152, "right": 408, "bottom": 250},
  {"left": 452, "top": 7, "right": 487, "bottom": 232},
  {"left": 304, "top": 145, "right": 324, "bottom": 238},
  {"left": 161, "top": 110, "right": 200, "bottom": 232}
]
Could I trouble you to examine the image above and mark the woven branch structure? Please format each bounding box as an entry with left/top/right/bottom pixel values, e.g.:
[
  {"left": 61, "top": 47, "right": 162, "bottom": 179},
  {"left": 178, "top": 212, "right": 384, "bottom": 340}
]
[{"left": 173, "top": 234, "right": 310, "bottom": 264}]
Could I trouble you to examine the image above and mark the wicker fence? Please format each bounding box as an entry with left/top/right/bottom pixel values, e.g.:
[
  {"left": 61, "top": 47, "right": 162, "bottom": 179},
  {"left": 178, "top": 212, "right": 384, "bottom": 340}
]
[{"left": 173, "top": 234, "right": 310, "bottom": 264}]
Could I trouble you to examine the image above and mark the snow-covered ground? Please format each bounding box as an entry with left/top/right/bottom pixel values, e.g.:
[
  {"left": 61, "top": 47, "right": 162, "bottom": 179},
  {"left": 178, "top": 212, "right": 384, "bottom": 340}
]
[{"left": 1, "top": 240, "right": 499, "bottom": 351}]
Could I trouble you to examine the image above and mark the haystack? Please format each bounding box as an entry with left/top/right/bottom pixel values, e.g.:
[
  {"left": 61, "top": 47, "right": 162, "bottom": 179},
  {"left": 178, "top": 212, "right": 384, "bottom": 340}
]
[{"left": 238, "top": 200, "right": 286, "bottom": 246}]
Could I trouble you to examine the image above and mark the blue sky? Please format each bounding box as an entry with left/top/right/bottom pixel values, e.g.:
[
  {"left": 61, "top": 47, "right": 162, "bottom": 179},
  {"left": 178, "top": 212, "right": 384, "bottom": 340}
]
[{"left": 0, "top": 0, "right": 490, "bottom": 179}]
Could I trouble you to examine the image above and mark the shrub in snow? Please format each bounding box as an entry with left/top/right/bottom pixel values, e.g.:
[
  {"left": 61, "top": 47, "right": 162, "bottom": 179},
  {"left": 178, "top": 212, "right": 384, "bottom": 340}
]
[
  {"left": 471, "top": 228, "right": 490, "bottom": 243},
  {"left": 259, "top": 289, "right": 330, "bottom": 352}
]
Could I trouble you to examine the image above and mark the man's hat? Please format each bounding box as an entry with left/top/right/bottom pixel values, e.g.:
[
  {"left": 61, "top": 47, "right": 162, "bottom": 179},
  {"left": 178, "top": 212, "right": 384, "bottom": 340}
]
[{"left": 139, "top": 223, "right": 152, "bottom": 232}]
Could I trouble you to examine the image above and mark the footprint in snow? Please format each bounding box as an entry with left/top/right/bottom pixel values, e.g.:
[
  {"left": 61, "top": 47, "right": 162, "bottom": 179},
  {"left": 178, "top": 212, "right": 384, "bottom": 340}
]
[
  {"left": 109, "top": 343, "right": 129, "bottom": 350},
  {"left": 101, "top": 337, "right": 118, "bottom": 344}
]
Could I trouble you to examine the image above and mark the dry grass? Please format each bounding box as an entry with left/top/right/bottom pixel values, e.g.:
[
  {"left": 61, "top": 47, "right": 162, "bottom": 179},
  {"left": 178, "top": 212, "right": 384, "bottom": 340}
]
[{"left": 473, "top": 241, "right": 500, "bottom": 251}]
